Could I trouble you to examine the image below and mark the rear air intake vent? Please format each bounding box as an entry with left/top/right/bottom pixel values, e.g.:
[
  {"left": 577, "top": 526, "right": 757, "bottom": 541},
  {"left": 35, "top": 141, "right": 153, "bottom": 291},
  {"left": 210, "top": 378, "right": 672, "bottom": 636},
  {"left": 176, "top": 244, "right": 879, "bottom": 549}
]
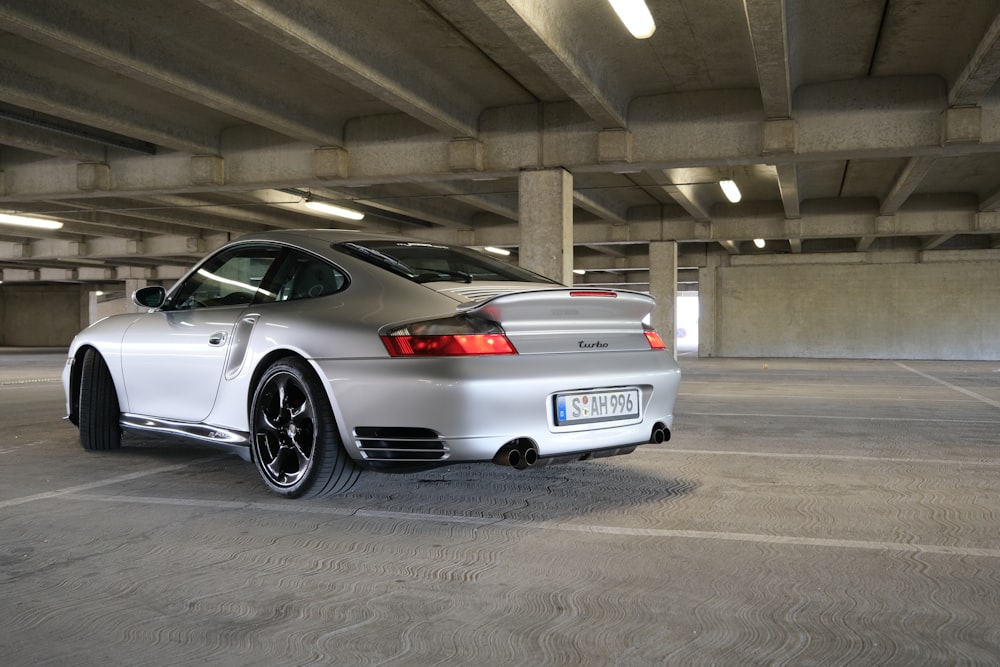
[{"left": 354, "top": 427, "right": 448, "bottom": 461}]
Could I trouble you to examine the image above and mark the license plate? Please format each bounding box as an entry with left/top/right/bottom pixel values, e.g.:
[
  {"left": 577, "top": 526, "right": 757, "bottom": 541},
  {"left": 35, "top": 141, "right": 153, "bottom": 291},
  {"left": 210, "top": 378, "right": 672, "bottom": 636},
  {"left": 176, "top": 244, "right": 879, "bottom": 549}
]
[{"left": 555, "top": 388, "right": 640, "bottom": 426}]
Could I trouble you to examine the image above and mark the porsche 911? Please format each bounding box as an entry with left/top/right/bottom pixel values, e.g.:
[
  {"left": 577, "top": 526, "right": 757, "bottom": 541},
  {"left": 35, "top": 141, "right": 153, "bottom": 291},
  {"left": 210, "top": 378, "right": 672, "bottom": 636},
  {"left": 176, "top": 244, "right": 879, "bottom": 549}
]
[{"left": 63, "top": 229, "right": 681, "bottom": 498}]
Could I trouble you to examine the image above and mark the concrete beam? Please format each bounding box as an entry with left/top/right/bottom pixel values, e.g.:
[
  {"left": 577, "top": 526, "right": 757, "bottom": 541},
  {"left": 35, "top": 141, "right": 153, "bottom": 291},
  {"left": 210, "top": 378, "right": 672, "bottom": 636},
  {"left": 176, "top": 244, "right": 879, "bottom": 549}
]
[
  {"left": 922, "top": 234, "right": 954, "bottom": 250},
  {"left": 981, "top": 187, "right": 1000, "bottom": 211},
  {"left": 658, "top": 182, "right": 712, "bottom": 222},
  {"left": 718, "top": 240, "right": 741, "bottom": 254},
  {"left": 857, "top": 235, "right": 877, "bottom": 252},
  {"left": 949, "top": 7, "right": 1000, "bottom": 106},
  {"left": 197, "top": 0, "right": 479, "bottom": 138},
  {"left": 432, "top": 182, "right": 519, "bottom": 221},
  {"left": 0, "top": 0, "right": 344, "bottom": 148},
  {"left": 83, "top": 196, "right": 270, "bottom": 235},
  {"left": 0, "top": 118, "right": 106, "bottom": 162},
  {"left": 743, "top": 0, "right": 792, "bottom": 118},
  {"left": 775, "top": 163, "right": 801, "bottom": 218},
  {"left": 473, "top": 0, "right": 627, "bottom": 128},
  {"left": 880, "top": 156, "right": 936, "bottom": 215},
  {"left": 3, "top": 79, "right": 1000, "bottom": 204},
  {"left": 0, "top": 50, "right": 218, "bottom": 155},
  {"left": 572, "top": 189, "right": 628, "bottom": 225}
]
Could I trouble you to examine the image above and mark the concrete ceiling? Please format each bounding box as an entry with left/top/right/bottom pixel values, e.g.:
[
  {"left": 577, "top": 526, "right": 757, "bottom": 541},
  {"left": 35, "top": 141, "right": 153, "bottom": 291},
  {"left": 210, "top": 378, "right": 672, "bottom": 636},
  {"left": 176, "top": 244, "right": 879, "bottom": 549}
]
[{"left": 3, "top": 0, "right": 1000, "bottom": 289}]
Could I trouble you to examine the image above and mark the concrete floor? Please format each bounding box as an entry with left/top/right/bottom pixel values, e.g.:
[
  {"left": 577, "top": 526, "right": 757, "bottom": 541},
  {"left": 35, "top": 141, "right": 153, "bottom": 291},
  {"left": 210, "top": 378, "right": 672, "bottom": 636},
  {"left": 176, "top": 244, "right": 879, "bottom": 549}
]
[{"left": 1, "top": 348, "right": 999, "bottom": 666}]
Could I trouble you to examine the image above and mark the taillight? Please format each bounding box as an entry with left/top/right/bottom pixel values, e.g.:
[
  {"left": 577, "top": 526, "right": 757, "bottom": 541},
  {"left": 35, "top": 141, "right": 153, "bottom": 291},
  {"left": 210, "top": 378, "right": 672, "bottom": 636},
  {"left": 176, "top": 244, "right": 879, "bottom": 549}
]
[
  {"left": 381, "top": 316, "right": 517, "bottom": 357},
  {"left": 643, "top": 327, "right": 666, "bottom": 350},
  {"left": 570, "top": 290, "right": 618, "bottom": 298}
]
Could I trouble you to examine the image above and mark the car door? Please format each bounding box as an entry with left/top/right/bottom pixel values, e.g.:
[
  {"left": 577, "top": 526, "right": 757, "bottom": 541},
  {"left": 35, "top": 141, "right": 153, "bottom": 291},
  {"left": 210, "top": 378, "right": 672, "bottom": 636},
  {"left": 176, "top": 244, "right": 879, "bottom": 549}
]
[{"left": 119, "top": 244, "right": 282, "bottom": 422}]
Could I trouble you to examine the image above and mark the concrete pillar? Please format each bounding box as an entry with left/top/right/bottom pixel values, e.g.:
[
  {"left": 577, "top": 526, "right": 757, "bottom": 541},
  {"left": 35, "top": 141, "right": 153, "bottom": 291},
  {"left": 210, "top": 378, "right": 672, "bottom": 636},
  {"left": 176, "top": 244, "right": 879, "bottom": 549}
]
[
  {"left": 699, "top": 253, "right": 723, "bottom": 357},
  {"left": 124, "top": 279, "right": 148, "bottom": 314},
  {"left": 518, "top": 168, "right": 573, "bottom": 284},
  {"left": 649, "top": 241, "right": 678, "bottom": 359},
  {"left": 87, "top": 290, "right": 99, "bottom": 327},
  {"left": 0, "top": 287, "right": 6, "bottom": 346}
]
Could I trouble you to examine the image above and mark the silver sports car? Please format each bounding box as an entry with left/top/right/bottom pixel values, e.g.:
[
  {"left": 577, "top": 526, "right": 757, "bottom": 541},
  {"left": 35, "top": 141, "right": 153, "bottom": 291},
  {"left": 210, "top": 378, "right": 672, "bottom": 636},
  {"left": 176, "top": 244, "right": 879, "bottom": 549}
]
[{"left": 63, "top": 229, "right": 681, "bottom": 498}]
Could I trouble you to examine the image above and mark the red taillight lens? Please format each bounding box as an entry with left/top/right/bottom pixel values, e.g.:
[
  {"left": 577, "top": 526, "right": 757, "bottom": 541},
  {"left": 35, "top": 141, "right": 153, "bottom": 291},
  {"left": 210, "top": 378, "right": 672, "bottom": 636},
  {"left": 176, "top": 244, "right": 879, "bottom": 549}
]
[
  {"left": 570, "top": 290, "right": 618, "bottom": 298},
  {"left": 381, "top": 316, "right": 518, "bottom": 357},
  {"left": 382, "top": 333, "right": 516, "bottom": 357},
  {"left": 644, "top": 328, "right": 666, "bottom": 350}
]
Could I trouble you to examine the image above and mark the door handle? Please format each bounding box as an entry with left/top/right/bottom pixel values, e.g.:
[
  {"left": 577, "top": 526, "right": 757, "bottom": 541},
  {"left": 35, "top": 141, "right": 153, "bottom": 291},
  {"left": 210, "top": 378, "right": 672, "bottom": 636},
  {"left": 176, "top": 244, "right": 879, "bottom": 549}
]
[{"left": 208, "top": 331, "right": 228, "bottom": 346}]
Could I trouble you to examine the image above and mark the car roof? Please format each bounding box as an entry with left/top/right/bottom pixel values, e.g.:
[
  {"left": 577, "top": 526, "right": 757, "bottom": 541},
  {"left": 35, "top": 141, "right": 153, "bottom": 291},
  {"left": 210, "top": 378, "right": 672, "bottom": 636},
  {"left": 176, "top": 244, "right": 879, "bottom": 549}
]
[
  {"left": 235, "top": 228, "right": 422, "bottom": 246},
  {"left": 226, "top": 228, "right": 436, "bottom": 258}
]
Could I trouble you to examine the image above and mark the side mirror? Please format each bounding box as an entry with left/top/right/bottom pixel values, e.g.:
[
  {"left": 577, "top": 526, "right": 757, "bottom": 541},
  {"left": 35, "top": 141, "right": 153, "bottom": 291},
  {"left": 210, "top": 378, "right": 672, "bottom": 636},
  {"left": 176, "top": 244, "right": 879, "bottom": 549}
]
[{"left": 132, "top": 285, "right": 167, "bottom": 309}]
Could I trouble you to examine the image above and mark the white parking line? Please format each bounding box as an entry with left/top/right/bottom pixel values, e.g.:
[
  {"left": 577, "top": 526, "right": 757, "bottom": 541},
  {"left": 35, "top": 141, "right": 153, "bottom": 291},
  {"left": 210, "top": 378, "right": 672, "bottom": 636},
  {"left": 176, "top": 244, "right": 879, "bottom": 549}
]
[
  {"left": 0, "top": 378, "right": 61, "bottom": 386},
  {"left": 895, "top": 361, "right": 1000, "bottom": 409},
  {"left": 680, "top": 410, "right": 1000, "bottom": 425},
  {"left": 0, "top": 458, "right": 226, "bottom": 509},
  {"left": 649, "top": 446, "right": 1000, "bottom": 467},
  {"left": 60, "top": 492, "right": 1000, "bottom": 560}
]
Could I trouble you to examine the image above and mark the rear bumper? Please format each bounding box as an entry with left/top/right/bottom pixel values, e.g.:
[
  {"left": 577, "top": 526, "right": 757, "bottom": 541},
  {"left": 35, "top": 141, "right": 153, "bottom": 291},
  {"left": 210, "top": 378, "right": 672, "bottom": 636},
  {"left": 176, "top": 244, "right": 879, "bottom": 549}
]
[{"left": 312, "top": 351, "right": 681, "bottom": 466}]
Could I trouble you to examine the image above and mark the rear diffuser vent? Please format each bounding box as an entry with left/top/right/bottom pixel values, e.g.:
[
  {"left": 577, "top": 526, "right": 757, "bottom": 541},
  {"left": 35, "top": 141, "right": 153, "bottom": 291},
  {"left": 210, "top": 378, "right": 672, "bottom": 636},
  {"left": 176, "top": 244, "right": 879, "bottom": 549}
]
[{"left": 354, "top": 427, "right": 448, "bottom": 461}]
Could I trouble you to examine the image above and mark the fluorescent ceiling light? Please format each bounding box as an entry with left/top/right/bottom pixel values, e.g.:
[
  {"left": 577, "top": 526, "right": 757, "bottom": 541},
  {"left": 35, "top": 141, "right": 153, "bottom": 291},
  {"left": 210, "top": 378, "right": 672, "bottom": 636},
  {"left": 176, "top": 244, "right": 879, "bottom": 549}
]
[
  {"left": 608, "top": 0, "right": 656, "bottom": 39},
  {"left": 719, "top": 179, "right": 742, "bottom": 203},
  {"left": 304, "top": 200, "right": 364, "bottom": 221},
  {"left": 573, "top": 269, "right": 587, "bottom": 275},
  {"left": 753, "top": 238, "right": 766, "bottom": 249},
  {"left": 0, "top": 213, "right": 63, "bottom": 230},
  {"left": 483, "top": 246, "right": 510, "bottom": 256}
]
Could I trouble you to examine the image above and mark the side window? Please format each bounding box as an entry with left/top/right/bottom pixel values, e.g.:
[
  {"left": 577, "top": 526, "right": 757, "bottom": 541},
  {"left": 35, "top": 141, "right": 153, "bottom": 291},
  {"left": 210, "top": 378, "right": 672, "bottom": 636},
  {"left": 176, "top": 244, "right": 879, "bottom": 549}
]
[
  {"left": 170, "top": 246, "right": 281, "bottom": 310},
  {"left": 271, "top": 251, "right": 348, "bottom": 302}
]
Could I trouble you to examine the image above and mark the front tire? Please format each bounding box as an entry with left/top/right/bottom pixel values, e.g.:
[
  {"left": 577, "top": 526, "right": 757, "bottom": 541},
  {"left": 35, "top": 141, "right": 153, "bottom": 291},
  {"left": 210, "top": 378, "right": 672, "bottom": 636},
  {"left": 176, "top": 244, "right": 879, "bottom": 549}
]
[
  {"left": 250, "top": 358, "right": 361, "bottom": 498},
  {"left": 78, "top": 348, "right": 122, "bottom": 451}
]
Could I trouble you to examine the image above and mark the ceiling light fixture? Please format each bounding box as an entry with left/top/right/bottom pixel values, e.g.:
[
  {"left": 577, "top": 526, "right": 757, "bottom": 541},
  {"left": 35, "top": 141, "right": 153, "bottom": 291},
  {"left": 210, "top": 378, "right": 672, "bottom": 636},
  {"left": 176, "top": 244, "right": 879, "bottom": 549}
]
[
  {"left": 719, "top": 179, "right": 742, "bottom": 203},
  {"left": 608, "top": 0, "right": 656, "bottom": 39},
  {"left": 573, "top": 269, "right": 587, "bottom": 275},
  {"left": 304, "top": 199, "right": 364, "bottom": 221},
  {"left": 483, "top": 246, "right": 510, "bottom": 256},
  {"left": 0, "top": 213, "right": 64, "bottom": 230},
  {"left": 753, "top": 238, "right": 766, "bottom": 249}
]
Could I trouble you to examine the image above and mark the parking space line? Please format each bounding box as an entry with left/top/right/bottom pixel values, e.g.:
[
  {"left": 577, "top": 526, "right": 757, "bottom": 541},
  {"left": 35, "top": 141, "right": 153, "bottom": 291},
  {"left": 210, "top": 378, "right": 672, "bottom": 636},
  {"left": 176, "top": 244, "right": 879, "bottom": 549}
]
[
  {"left": 59, "top": 492, "right": 1000, "bottom": 560},
  {"left": 895, "top": 361, "right": 1000, "bottom": 410},
  {"left": 680, "top": 410, "right": 1000, "bottom": 424},
  {"left": 0, "top": 457, "right": 226, "bottom": 509},
  {"left": 0, "top": 378, "right": 61, "bottom": 386},
  {"left": 650, "top": 447, "right": 1000, "bottom": 467}
]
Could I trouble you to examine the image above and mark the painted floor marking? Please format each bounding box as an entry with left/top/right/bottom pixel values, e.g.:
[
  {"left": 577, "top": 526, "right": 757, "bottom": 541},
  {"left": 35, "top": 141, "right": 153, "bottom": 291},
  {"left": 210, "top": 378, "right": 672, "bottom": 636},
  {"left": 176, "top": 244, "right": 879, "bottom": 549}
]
[
  {"left": 59, "top": 492, "right": 1000, "bottom": 560},
  {"left": 895, "top": 361, "right": 1000, "bottom": 410}
]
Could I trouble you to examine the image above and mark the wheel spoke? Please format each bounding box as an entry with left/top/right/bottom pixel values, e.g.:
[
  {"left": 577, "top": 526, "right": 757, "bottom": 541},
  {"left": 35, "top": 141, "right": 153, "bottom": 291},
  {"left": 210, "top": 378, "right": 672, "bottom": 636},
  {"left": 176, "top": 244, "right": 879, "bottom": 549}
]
[
  {"left": 252, "top": 361, "right": 357, "bottom": 497},
  {"left": 265, "top": 445, "right": 291, "bottom": 481}
]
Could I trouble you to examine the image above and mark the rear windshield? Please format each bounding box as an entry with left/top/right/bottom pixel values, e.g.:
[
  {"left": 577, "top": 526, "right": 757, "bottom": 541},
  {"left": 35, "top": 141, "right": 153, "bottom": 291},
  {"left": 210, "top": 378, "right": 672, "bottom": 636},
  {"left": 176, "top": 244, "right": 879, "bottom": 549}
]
[{"left": 335, "top": 240, "right": 557, "bottom": 285}]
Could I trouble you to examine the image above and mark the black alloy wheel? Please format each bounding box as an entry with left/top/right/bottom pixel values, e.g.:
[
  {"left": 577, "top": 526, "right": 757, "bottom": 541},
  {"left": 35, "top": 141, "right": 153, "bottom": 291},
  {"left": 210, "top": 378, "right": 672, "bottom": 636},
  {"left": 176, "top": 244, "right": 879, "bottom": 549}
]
[{"left": 250, "top": 358, "right": 361, "bottom": 498}]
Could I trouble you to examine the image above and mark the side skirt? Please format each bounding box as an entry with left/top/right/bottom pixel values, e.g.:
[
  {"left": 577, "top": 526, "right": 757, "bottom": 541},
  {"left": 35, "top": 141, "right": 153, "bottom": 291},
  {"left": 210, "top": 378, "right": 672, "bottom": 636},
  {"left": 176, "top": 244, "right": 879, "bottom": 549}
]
[{"left": 120, "top": 414, "right": 252, "bottom": 461}]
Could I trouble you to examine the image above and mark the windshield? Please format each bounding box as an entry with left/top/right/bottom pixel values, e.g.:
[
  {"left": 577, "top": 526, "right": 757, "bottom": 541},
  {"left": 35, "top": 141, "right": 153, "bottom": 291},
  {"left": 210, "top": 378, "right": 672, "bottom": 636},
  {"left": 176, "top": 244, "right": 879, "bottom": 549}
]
[{"left": 336, "top": 241, "right": 557, "bottom": 285}]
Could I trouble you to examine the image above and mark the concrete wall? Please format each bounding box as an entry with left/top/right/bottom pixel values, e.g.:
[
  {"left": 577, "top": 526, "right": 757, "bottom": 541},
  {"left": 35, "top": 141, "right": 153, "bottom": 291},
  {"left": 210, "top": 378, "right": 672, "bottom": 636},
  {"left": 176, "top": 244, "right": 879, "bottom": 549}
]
[
  {"left": 0, "top": 285, "right": 89, "bottom": 347},
  {"left": 704, "top": 252, "right": 1000, "bottom": 360}
]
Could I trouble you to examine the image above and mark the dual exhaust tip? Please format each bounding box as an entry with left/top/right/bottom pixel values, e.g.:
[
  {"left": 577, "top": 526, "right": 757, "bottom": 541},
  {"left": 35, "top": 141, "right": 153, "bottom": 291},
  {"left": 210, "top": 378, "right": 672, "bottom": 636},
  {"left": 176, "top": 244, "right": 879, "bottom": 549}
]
[
  {"left": 493, "top": 423, "right": 669, "bottom": 470},
  {"left": 493, "top": 440, "right": 538, "bottom": 469}
]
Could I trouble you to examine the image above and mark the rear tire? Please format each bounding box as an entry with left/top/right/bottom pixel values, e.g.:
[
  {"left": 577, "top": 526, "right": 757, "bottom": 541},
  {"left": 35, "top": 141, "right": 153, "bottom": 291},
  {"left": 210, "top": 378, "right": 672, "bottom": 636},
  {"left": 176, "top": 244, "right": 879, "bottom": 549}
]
[
  {"left": 250, "top": 358, "right": 361, "bottom": 498},
  {"left": 78, "top": 348, "right": 122, "bottom": 451}
]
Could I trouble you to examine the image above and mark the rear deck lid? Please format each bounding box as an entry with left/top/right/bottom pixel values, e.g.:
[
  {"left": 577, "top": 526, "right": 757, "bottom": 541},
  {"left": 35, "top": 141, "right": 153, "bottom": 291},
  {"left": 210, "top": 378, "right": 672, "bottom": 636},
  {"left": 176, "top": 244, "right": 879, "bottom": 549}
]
[{"left": 460, "top": 288, "right": 657, "bottom": 354}]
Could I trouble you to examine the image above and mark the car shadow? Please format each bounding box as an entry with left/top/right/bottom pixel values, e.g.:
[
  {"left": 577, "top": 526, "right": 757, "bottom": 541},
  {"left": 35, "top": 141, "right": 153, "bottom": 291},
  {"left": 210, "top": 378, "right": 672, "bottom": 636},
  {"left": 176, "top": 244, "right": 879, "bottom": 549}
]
[{"left": 82, "top": 434, "right": 697, "bottom": 523}]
